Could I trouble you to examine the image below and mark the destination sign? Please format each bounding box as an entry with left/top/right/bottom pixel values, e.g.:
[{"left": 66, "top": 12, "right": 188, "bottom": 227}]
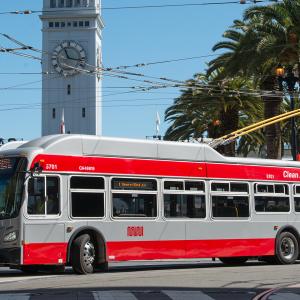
[
  {"left": 112, "top": 178, "right": 157, "bottom": 191},
  {"left": 0, "top": 158, "right": 14, "bottom": 170}
]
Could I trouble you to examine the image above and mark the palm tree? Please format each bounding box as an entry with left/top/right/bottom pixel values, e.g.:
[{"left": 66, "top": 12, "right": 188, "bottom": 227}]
[
  {"left": 207, "top": 16, "right": 284, "bottom": 159},
  {"left": 164, "top": 71, "right": 263, "bottom": 157}
]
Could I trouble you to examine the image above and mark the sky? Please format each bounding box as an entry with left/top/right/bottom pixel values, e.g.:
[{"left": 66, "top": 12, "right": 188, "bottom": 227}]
[{"left": 0, "top": 0, "right": 253, "bottom": 141}]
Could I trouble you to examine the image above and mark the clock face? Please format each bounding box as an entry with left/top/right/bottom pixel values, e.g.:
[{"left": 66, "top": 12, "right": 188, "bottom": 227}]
[{"left": 52, "top": 41, "right": 86, "bottom": 76}]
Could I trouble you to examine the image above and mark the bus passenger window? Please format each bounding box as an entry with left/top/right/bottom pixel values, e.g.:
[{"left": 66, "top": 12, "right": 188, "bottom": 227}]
[
  {"left": 294, "top": 197, "right": 300, "bottom": 212},
  {"left": 72, "top": 192, "right": 104, "bottom": 217},
  {"left": 164, "top": 181, "right": 183, "bottom": 191},
  {"left": 46, "top": 177, "right": 60, "bottom": 215},
  {"left": 28, "top": 178, "right": 45, "bottom": 215},
  {"left": 211, "top": 182, "right": 229, "bottom": 192},
  {"left": 212, "top": 196, "right": 249, "bottom": 218},
  {"left": 113, "top": 193, "right": 157, "bottom": 218}
]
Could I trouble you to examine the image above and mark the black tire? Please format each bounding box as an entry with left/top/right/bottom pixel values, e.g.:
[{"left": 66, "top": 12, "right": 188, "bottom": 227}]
[
  {"left": 275, "top": 231, "right": 299, "bottom": 264},
  {"left": 71, "top": 234, "right": 96, "bottom": 274},
  {"left": 219, "top": 257, "right": 248, "bottom": 265}
]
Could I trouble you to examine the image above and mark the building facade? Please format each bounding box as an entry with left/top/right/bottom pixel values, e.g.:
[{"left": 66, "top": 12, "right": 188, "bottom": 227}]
[{"left": 40, "top": 0, "right": 104, "bottom": 135}]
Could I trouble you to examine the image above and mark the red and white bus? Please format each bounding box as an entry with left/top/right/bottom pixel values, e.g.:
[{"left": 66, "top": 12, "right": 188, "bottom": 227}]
[{"left": 0, "top": 134, "right": 300, "bottom": 274}]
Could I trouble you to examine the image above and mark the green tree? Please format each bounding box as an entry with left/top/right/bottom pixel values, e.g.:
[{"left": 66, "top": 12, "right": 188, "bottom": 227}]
[{"left": 164, "top": 71, "right": 263, "bottom": 157}]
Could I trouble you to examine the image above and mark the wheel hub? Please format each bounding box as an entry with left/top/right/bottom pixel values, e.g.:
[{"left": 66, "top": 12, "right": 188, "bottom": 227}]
[
  {"left": 83, "top": 241, "right": 95, "bottom": 266},
  {"left": 280, "top": 237, "right": 295, "bottom": 260}
]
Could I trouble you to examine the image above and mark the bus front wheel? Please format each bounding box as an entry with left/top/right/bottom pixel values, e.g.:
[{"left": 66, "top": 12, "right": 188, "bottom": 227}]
[
  {"left": 219, "top": 257, "right": 248, "bottom": 265},
  {"left": 71, "top": 234, "right": 96, "bottom": 274},
  {"left": 275, "top": 232, "right": 299, "bottom": 264}
]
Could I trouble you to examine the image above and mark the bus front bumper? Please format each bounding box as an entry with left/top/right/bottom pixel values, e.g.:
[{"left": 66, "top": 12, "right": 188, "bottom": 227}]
[{"left": 0, "top": 247, "right": 21, "bottom": 265}]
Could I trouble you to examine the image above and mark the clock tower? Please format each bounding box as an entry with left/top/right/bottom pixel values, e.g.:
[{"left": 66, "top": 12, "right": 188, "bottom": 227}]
[{"left": 40, "top": 0, "right": 104, "bottom": 136}]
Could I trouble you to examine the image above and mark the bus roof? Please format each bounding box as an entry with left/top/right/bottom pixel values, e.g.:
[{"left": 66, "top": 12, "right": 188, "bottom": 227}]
[{"left": 12, "top": 134, "right": 300, "bottom": 168}]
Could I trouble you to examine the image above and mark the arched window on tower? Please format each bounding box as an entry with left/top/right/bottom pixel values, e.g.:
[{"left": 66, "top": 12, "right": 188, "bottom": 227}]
[
  {"left": 58, "top": 0, "right": 65, "bottom": 7},
  {"left": 82, "top": 0, "right": 89, "bottom": 7},
  {"left": 50, "top": 0, "right": 57, "bottom": 8},
  {"left": 66, "top": 0, "right": 73, "bottom": 7}
]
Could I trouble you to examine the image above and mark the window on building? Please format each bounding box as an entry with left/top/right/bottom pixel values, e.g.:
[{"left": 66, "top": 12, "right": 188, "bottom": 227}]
[
  {"left": 52, "top": 108, "right": 56, "bottom": 119},
  {"left": 79, "top": 21, "right": 84, "bottom": 27},
  {"left": 50, "top": 0, "right": 57, "bottom": 8},
  {"left": 67, "top": 84, "right": 71, "bottom": 95},
  {"left": 82, "top": 0, "right": 89, "bottom": 7},
  {"left": 75, "top": 0, "right": 81, "bottom": 6},
  {"left": 112, "top": 178, "right": 157, "bottom": 218},
  {"left": 85, "top": 21, "right": 90, "bottom": 27},
  {"left": 61, "top": 22, "right": 66, "bottom": 28},
  {"left": 49, "top": 22, "right": 54, "bottom": 28},
  {"left": 82, "top": 107, "right": 86, "bottom": 118},
  {"left": 66, "top": 0, "right": 73, "bottom": 7},
  {"left": 58, "top": 0, "right": 65, "bottom": 7},
  {"left": 67, "top": 22, "right": 72, "bottom": 27},
  {"left": 55, "top": 22, "right": 60, "bottom": 28},
  {"left": 27, "top": 177, "right": 60, "bottom": 216},
  {"left": 73, "top": 21, "right": 78, "bottom": 27},
  {"left": 70, "top": 176, "right": 105, "bottom": 218}
]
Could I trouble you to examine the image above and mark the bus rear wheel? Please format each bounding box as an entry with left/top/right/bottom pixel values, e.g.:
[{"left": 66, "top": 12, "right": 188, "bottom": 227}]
[
  {"left": 275, "top": 232, "right": 299, "bottom": 264},
  {"left": 71, "top": 234, "right": 96, "bottom": 274},
  {"left": 219, "top": 257, "right": 248, "bottom": 265}
]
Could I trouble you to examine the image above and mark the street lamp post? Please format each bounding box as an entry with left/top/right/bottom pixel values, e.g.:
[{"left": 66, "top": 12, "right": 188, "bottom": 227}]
[{"left": 276, "top": 65, "right": 299, "bottom": 161}]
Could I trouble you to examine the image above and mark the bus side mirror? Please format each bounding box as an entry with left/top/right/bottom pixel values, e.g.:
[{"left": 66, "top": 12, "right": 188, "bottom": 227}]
[{"left": 30, "top": 162, "right": 43, "bottom": 175}]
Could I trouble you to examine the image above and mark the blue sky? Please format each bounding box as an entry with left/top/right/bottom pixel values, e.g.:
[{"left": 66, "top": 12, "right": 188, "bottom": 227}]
[{"left": 0, "top": 1, "right": 250, "bottom": 141}]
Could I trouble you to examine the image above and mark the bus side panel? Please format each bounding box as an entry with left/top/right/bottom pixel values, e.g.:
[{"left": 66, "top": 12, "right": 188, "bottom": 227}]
[
  {"left": 23, "top": 223, "right": 66, "bottom": 265},
  {"left": 106, "top": 238, "right": 274, "bottom": 261},
  {"left": 186, "top": 238, "right": 274, "bottom": 258},
  {"left": 23, "top": 242, "right": 67, "bottom": 265}
]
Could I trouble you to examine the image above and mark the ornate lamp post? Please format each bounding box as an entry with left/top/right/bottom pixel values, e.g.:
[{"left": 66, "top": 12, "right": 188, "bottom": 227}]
[{"left": 276, "top": 64, "right": 298, "bottom": 161}]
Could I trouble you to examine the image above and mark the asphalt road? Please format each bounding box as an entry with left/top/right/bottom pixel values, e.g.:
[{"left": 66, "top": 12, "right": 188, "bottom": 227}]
[{"left": 0, "top": 260, "right": 300, "bottom": 299}]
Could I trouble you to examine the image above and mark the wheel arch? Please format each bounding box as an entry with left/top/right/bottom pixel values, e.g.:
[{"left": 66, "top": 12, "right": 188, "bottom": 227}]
[
  {"left": 276, "top": 225, "right": 300, "bottom": 242},
  {"left": 66, "top": 226, "right": 107, "bottom": 265}
]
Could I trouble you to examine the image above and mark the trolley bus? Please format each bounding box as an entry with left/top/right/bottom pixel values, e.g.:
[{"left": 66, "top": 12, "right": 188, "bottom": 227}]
[{"left": 0, "top": 134, "right": 300, "bottom": 274}]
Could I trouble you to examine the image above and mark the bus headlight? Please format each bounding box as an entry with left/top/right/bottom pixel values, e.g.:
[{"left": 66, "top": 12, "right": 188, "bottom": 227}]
[{"left": 4, "top": 231, "right": 17, "bottom": 242}]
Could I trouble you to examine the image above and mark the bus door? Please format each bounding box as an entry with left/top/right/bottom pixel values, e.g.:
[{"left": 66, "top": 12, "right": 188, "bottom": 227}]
[{"left": 23, "top": 176, "right": 65, "bottom": 265}]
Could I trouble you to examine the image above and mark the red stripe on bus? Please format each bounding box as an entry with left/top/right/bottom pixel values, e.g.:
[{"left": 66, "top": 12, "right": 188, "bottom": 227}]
[
  {"left": 107, "top": 238, "right": 275, "bottom": 261},
  {"left": 23, "top": 243, "right": 67, "bottom": 265},
  {"left": 32, "top": 154, "right": 300, "bottom": 182},
  {"left": 22, "top": 238, "right": 274, "bottom": 265},
  {"left": 32, "top": 154, "right": 207, "bottom": 178}
]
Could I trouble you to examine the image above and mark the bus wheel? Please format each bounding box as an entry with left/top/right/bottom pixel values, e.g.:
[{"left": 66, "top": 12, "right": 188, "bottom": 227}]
[
  {"left": 276, "top": 232, "right": 299, "bottom": 264},
  {"left": 71, "top": 234, "right": 96, "bottom": 274},
  {"left": 219, "top": 257, "right": 248, "bottom": 265}
]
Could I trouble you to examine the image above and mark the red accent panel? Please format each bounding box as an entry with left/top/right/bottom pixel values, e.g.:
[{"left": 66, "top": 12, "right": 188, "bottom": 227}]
[
  {"left": 23, "top": 243, "right": 67, "bottom": 265},
  {"left": 107, "top": 238, "right": 275, "bottom": 261},
  {"left": 32, "top": 154, "right": 206, "bottom": 178},
  {"left": 33, "top": 154, "right": 300, "bottom": 182},
  {"left": 207, "top": 163, "right": 300, "bottom": 182},
  {"left": 107, "top": 240, "right": 186, "bottom": 260}
]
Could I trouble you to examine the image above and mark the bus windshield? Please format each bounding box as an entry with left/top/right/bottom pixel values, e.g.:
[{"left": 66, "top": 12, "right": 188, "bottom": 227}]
[{"left": 0, "top": 157, "right": 27, "bottom": 219}]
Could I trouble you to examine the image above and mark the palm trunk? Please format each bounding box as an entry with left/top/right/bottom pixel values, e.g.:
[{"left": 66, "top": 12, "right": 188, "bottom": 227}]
[
  {"left": 217, "top": 107, "right": 239, "bottom": 157},
  {"left": 261, "top": 76, "right": 282, "bottom": 159}
]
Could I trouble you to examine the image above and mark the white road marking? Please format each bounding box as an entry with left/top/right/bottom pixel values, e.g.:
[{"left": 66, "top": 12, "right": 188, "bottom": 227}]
[
  {"left": 0, "top": 275, "right": 56, "bottom": 284},
  {"left": 0, "top": 294, "right": 30, "bottom": 300},
  {"left": 93, "top": 290, "right": 138, "bottom": 300},
  {"left": 269, "top": 293, "right": 300, "bottom": 300},
  {"left": 163, "top": 290, "right": 215, "bottom": 300}
]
